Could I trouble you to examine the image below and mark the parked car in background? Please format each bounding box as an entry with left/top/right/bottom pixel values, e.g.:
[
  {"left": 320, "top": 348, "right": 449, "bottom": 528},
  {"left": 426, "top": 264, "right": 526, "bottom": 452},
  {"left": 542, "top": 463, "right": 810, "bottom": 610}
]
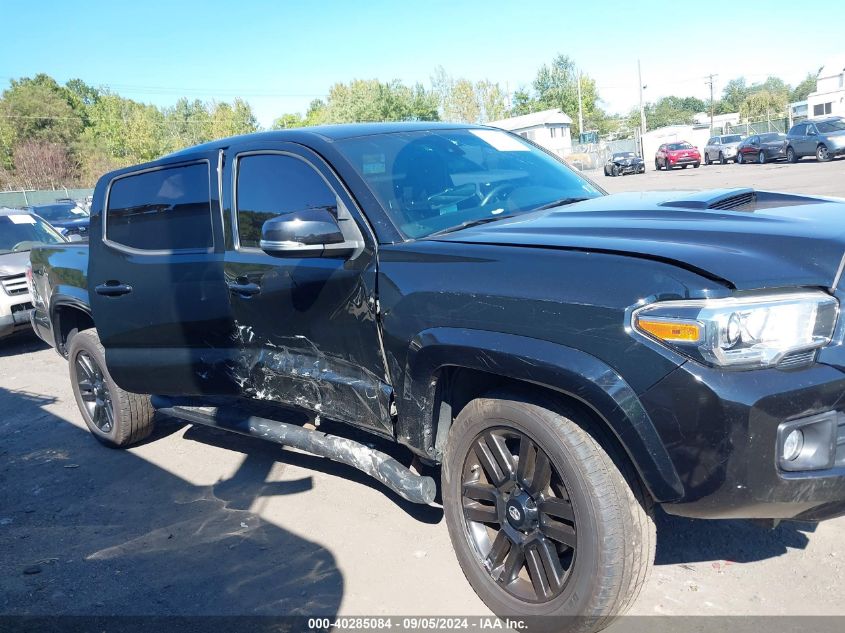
[
  {"left": 29, "top": 201, "right": 90, "bottom": 240},
  {"left": 603, "top": 151, "right": 645, "bottom": 176},
  {"left": 736, "top": 133, "right": 788, "bottom": 164},
  {"left": 703, "top": 134, "right": 743, "bottom": 164},
  {"left": 655, "top": 141, "right": 701, "bottom": 170},
  {"left": 786, "top": 117, "right": 845, "bottom": 163},
  {"left": 1, "top": 207, "right": 68, "bottom": 340}
]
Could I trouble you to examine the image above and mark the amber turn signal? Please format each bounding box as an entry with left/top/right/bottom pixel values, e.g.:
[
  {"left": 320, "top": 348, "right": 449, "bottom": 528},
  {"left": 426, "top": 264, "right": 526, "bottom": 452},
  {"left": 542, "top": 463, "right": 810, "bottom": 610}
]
[{"left": 636, "top": 318, "right": 701, "bottom": 343}]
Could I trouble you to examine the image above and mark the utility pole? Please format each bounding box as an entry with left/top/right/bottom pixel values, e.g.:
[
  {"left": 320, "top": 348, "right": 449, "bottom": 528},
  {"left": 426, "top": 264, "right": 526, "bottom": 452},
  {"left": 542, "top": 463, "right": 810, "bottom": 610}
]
[
  {"left": 705, "top": 73, "right": 718, "bottom": 132},
  {"left": 638, "top": 59, "right": 646, "bottom": 136},
  {"left": 577, "top": 71, "right": 584, "bottom": 143}
]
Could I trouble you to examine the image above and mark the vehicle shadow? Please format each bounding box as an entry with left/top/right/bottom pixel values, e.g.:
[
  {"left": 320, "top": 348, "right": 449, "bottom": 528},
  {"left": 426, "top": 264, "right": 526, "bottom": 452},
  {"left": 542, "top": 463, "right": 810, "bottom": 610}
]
[
  {"left": 0, "top": 331, "right": 49, "bottom": 357},
  {"left": 0, "top": 385, "right": 344, "bottom": 618},
  {"left": 653, "top": 507, "right": 815, "bottom": 565}
]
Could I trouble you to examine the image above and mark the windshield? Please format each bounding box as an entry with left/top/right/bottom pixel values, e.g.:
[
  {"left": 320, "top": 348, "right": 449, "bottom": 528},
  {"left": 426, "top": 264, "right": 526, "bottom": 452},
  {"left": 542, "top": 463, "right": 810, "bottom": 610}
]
[
  {"left": 334, "top": 128, "right": 602, "bottom": 239},
  {"left": 760, "top": 133, "right": 786, "bottom": 142},
  {"left": 32, "top": 203, "right": 89, "bottom": 221},
  {"left": 667, "top": 143, "right": 693, "bottom": 150},
  {"left": 613, "top": 152, "right": 635, "bottom": 159},
  {"left": 0, "top": 213, "right": 65, "bottom": 254},
  {"left": 721, "top": 135, "right": 742, "bottom": 143},
  {"left": 817, "top": 119, "right": 845, "bottom": 134}
]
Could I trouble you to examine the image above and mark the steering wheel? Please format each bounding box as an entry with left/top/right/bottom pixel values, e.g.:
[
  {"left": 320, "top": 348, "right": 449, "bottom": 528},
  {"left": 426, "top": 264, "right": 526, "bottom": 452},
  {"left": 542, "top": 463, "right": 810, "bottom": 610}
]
[{"left": 479, "top": 183, "right": 516, "bottom": 207}]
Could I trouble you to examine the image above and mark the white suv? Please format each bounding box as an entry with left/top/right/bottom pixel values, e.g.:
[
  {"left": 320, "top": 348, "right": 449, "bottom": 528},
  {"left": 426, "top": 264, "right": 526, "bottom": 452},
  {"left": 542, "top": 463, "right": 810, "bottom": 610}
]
[{"left": 703, "top": 134, "right": 744, "bottom": 164}]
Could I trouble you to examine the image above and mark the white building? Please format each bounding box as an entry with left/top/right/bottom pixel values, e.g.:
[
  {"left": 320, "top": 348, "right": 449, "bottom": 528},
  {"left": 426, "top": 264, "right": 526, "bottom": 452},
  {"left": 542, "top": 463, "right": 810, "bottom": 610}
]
[
  {"left": 808, "top": 56, "right": 845, "bottom": 118},
  {"left": 487, "top": 109, "right": 573, "bottom": 155},
  {"left": 692, "top": 111, "right": 740, "bottom": 129}
]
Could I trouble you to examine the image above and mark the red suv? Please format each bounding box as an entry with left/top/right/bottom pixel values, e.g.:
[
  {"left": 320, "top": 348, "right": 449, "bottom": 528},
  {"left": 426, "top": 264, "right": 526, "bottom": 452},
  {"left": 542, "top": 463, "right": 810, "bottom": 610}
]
[{"left": 655, "top": 141, "right": 701, "bottom": 170}]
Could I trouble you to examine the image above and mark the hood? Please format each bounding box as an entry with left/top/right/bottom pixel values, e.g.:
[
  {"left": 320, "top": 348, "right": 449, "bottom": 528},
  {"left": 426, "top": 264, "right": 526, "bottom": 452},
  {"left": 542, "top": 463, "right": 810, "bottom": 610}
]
[
  {"left": 0, "top": 250, "right": 30, "bottom": 277},
  {"left": 50, "top": 217, "right": 90, "bottom": 229},
  {"left": 431, "top": 190, "right": 845, "bottom": 290}
]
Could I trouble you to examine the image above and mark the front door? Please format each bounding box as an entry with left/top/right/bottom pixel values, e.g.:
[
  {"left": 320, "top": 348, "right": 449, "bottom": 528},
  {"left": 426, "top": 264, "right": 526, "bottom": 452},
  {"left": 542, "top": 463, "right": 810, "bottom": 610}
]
[
  {"left": 89, "top": 153, "right": 237, "bottom": 396},
  {"left": 221, "top": 142, "right": 393, "bottom": 435}
]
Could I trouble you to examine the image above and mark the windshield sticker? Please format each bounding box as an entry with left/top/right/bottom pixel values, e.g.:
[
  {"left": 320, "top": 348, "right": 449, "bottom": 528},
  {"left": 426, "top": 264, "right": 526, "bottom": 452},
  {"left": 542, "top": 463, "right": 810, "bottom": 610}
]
[
  {"left": 8, "top": 214, "right": 36, "bottom": 225},
  {"left": 469, "top": 129, "right": 531, "bottom": 152},
  {"left": 362, "top": 153, "right": 386, "bottom": 175}
]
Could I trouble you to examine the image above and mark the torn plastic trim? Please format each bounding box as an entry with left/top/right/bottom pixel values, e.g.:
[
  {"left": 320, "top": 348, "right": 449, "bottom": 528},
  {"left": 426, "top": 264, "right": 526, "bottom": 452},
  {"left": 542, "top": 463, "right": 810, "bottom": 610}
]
[{"left": 152, "top": 397, "right": 436, "bottom": 505}]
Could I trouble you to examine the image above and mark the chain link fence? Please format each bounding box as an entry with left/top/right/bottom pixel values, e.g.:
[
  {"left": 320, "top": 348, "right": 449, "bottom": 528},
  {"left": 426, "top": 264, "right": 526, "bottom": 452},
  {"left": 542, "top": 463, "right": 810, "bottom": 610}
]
[
  {"left": 0, "top": 187, "right": 94, "bottom": 208},
  {"left": 561, "top": 139, "right": 639, "bottom": 172}
]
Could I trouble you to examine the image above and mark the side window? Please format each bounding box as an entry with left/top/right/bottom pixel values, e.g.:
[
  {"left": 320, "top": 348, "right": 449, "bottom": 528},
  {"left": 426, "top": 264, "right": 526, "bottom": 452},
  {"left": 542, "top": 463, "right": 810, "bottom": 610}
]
[
  {"left": 236, "top": 154, "right": 338, "bottom": 249},
  {"left": 790, "top": 124, "right": 804, "bottom": 136},
  {"left": 807, "top": 125, "right": 817, "bottom": 135},
  {"left": 107, "top": 162, "right": 212, "bottom": 251}
]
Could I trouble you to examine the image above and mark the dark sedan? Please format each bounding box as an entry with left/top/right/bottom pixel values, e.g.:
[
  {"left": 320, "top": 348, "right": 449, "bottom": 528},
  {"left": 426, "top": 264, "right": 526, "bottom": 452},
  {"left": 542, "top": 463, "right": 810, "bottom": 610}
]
[
  {"left": 603, "top": 151, "right": 645, "bottom": 176},
  {"left": 736, "top": 133, "right": 787, "bottom": 164},
  {"left": 29, "top": 202, "right": 90, "bottom": 239}
]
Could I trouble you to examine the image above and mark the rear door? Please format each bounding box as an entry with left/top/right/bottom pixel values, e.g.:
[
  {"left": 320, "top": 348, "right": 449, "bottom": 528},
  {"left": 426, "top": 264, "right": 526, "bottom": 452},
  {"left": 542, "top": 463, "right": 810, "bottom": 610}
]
[
  {"left": 221, "top": 141, "right": 393, "bottom": 435},
  {"left": 89, "top": 153, "right": 237, "bottom": 396}
]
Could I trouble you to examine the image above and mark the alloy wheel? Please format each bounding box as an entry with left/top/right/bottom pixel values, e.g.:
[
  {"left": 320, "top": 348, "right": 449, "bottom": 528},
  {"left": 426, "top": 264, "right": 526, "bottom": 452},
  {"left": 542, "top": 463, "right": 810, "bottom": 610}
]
[
  {"left": 460, "top": 427, "right": 576, "bottom": 603},
  {"left": 75, "top": 350, "right": 115, "bottom": 433},
  {"left": 817, "top": 145, "right": 830, "bottom": 162}
]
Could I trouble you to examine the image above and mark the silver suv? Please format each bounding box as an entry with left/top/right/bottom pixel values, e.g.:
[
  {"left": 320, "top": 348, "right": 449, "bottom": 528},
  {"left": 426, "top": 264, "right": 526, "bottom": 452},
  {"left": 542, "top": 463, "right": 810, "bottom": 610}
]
[
  {"left": 703, "top": 134, "right": 743, "bottom": 164},
  {"left": 0, "top": 208, "right": 66, "bottom": 340},
  {"left": 786, "top": 117, "right": 845, "bottom": 162}
]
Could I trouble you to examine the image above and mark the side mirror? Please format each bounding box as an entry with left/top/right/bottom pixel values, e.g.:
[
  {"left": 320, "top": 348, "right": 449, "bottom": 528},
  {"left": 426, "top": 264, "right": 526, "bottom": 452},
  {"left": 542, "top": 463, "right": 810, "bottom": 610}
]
[{"left": 260, "top": 208, "right": 349, "bottom": 258}]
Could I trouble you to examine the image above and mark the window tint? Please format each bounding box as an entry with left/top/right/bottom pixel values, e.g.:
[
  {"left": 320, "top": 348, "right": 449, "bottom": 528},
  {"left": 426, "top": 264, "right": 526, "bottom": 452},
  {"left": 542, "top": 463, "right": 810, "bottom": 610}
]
[
  {"left": 789, "top": 124, "right": 805, "bottom": 135},
  {"left": 236, "top": 154, "right": 337, "bottom": 248},
  {"left": 107, "top": 163, "right": 212, "bottom": 251}
]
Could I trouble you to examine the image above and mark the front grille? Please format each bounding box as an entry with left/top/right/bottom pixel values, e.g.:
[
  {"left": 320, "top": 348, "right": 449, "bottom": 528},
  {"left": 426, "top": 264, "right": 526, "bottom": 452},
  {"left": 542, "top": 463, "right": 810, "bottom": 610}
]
[
  {"left": 1, "top": 274, "right": 28, "bottom": 296},
  {"left": 11, "top": 302, "right": 33, "bottom": 314},
  {"left": 708, "top": 191, "right": 756, "bottom": 211}
]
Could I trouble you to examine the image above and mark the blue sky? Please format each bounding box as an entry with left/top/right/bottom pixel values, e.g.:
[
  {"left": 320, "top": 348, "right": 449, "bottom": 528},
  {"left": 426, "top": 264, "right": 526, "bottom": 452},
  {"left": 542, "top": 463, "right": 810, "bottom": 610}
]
[{"left": 4, "top": 0, "right": 844, "bottom": 126}]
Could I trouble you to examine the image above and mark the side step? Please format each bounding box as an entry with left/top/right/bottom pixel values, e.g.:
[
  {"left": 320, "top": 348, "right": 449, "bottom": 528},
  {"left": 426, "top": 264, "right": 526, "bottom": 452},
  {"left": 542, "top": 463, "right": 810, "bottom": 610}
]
[{"left": 151, "top": 397, "right": 436, "bottom": 505}]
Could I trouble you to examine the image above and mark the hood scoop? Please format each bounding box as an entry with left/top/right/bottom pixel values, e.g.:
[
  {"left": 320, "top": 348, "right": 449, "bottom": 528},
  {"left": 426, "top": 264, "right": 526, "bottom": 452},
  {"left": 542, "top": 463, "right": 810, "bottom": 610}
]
[{"left": 660, "top": 188, "right": 757, "bottom": 211}]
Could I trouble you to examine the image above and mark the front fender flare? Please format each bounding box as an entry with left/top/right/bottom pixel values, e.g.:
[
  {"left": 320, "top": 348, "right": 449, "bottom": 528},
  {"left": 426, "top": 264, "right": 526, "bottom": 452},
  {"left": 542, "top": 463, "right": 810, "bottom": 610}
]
[{"left": 397, "top": 327, "right": 684, "bottom": 502}]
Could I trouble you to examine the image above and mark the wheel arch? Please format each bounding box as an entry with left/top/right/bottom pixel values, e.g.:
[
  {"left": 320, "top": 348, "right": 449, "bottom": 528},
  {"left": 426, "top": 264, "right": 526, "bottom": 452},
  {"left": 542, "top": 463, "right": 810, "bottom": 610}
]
[
  {"left": 396, "top": 328, "right": 684, "bottom": 502},
  {"left": 50, "top": 295, "right": 94, "bottom": 357}
]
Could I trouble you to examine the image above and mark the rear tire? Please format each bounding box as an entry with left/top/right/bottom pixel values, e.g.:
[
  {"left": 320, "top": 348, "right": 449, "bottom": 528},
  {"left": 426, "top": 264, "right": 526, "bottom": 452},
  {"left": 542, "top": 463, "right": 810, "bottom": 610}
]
[
  {"left": 442, "top": 393, "right": 655, "bottom": 632},
  {"left": 67, "top": 329, "right": 155, "bottom": 447}
]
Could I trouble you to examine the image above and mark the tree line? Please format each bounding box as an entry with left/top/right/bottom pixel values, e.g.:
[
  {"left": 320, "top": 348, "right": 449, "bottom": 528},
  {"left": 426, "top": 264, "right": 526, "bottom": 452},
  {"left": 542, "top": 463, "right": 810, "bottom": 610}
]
[{"left": 0, "top": 56, "right": 822, "bottom": 190}]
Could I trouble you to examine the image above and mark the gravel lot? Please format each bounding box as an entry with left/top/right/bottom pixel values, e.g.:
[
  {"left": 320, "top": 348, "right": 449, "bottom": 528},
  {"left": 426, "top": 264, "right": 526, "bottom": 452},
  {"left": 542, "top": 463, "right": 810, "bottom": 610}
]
[{"left": 2, "top": 159, "right": 845, "bottom": 623}]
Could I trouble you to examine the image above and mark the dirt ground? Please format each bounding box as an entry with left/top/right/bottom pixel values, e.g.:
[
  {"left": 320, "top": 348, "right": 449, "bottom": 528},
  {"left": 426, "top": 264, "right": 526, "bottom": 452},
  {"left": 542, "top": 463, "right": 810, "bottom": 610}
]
[{"left": 2, "top": 158, "right": 845, "bottom": 622}]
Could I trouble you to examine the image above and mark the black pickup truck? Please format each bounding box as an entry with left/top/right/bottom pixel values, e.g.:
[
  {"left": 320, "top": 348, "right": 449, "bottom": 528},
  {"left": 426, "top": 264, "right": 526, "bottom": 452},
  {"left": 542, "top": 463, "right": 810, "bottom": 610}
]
[{"left": 29, "top": 122, "right": 845, "bottom": 629}]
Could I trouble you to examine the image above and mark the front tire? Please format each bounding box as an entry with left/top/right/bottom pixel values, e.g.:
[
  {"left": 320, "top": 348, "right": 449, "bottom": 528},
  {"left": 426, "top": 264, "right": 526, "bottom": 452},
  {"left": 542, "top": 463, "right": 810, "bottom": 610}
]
[
  {"left": 442, "top": 394, "right": 655, "bottom": 631},
  {"left": 787, "top": 146, "right": 798, "bottom": 163},
  {"left": 611, "top": 165, "right": 619, "bottom": 177},
  {"left": 719, "top": 152, "right": 726, "bottom": 165},
  {"left": 737, "top": 152, "right": 744, "bottom": 164},
  {"left": 817, "top": 144, "right": 831, "bottom": 162},
  {"left": 758, "top": 151, "right": 766, "bottom": 164},
  {"left": 704, "top": 153, "right": 711, "bottom": 165},
  {"left": 68, "top": 329, "right": 155, "bottom": 447}
]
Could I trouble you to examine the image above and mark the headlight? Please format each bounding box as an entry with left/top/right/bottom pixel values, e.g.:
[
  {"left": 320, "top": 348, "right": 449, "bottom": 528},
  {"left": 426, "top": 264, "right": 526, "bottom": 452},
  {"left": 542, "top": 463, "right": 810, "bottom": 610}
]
[{"left": 631, "top": 290, "right": 838, "bottom": 369}]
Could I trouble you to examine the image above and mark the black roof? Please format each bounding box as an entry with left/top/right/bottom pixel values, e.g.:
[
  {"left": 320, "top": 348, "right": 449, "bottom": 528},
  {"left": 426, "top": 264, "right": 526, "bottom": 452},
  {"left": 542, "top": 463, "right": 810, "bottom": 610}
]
[{"left": 165, "top": 121, "right": 484, "bottom": 158}]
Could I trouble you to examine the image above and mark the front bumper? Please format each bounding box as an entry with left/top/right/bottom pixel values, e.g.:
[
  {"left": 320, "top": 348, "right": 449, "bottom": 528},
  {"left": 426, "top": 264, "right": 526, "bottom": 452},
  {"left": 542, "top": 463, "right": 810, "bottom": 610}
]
[
  {"left": 0, "top": 305, "right": 34, "bottom": 338},
  {"left": 640, "top": 358, "right": 845, "bottom": 521},
  {"left": 617, "top": 162, "right": 644, "bottom": 174},
  {"left": 669, "top": 157, "right": 700, "bottom": 166}
]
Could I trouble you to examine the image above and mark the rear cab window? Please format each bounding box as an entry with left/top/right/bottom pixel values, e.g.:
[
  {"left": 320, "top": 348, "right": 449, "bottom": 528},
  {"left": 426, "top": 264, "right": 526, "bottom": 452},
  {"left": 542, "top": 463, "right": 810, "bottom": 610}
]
[{"left": 105, "top": 162, "right": 212, "bottom": 252}]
